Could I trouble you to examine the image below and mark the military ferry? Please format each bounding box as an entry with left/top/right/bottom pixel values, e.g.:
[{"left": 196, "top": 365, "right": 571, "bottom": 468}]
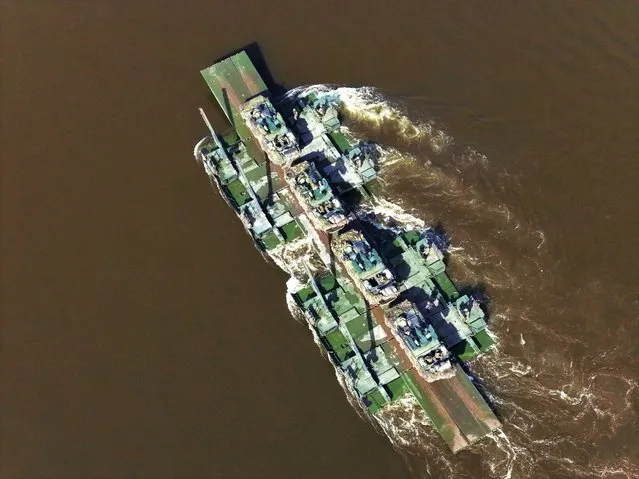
[{"left": 194, "top": 49, "right": 501, "bottom": 452}]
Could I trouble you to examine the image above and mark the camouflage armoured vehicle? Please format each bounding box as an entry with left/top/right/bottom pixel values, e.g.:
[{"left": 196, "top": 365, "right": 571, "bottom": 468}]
[
  {"left": 386, "top": 300, "right": 453, "bottom": 381},
  {"left": 286, "top": 160, "right": 349, "bottom": 233},
  {"left": 241, "top": 95, "right": 300, "bottom": 166},
  {"left": 333, "top": 229, "right": 399, "bottom": 304}
]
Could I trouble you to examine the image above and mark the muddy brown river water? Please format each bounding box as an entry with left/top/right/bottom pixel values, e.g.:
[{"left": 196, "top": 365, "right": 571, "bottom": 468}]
[{"left": 2, "top": 1, "right": 638, "bottom": 478}]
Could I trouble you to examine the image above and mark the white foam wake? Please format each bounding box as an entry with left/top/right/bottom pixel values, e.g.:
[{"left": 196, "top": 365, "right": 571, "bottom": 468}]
[{"left": 202, "top": 84, "right": 636, "bottom": 479}]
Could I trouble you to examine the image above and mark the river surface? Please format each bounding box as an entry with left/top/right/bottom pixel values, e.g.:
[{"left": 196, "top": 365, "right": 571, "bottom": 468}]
[{"left": 2, "top": 1, "right": 638, "bottom": 478}]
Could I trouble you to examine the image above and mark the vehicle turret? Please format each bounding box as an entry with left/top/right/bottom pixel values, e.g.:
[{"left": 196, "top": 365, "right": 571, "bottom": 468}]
[
  {"left": 241, "top": 95, "right": 300, "bottom": 165},
  {"left": 336, "top": 230, "right": 398, "bottom": 303},
  {"left": 387, "top": 301, "right": 453, "bottom": 379},
  {"left": 288, "top": 161, "right": 349, "bottom": 232}
]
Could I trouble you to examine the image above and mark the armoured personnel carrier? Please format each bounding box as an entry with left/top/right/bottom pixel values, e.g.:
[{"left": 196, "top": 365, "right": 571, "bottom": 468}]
[
  {"left": 195, "top": 49, "right": 501, "bottom": 453},
  {"left": 386, "top": 300, "right": 453, "bottom": 381},
  {"left": 241, "top": 95, "right": 300, "bottom": 166},
  {"left": 291, "top": 90, "right": 341, "bottom": 133},
  {"left": 333, "top": 229, "right": 399, "bottom": 304},
  {"left": 286, "top": 160, "right": 349, "bottom": 233}
]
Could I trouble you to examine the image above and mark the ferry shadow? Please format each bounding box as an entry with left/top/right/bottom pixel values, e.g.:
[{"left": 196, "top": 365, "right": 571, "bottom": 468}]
[
  {"left": 263, "top": 152, "right": 275, "bottom": 207},
  {"left": 327, "top": 233, "right": 336, "bottom": 277},
  {"left": 363, "top": 298, "right": 378, "bottom": 349},
  {"left": 360, "top": 297, "right": 387, "bottom": 384}
]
